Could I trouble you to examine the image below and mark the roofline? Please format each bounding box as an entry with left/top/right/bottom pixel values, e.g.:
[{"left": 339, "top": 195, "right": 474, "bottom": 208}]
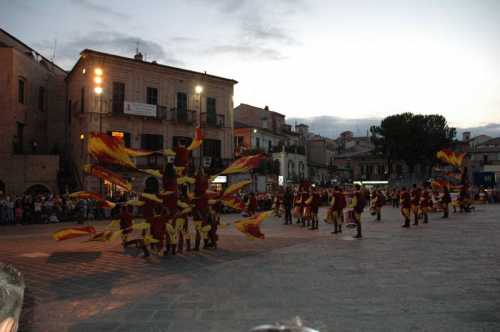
[
  {"left": 66, "top": 49, "right": 238, "bottom": 84},
  {"left": 235, "top": 103, "right": 286, "bottom": 117},
  {"left": 0, "top": 28, "right": 67, "bottom": 74}
]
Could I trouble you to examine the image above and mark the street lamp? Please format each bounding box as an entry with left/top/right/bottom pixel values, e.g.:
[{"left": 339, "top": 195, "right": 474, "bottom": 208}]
[
  {"left": 94, "top": 67, "right": 104, "bottom": 133},
  {"left": 195, "top": 85, "right": 203, "bottom": 169}
]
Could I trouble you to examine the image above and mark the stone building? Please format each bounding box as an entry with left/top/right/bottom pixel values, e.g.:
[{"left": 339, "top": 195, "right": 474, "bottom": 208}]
[
  {"left": 65, "top": 49, "right": 237, "bottom": 194},
  {"left": 234, "top": 104, "right": 307, "bottom": 186},
  {"left": 0, "top": 28, "right": 66, "bottom": 194}
]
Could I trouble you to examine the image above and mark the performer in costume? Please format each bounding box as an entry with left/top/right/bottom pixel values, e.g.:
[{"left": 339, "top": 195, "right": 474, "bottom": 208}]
[
  {"left": 300, "top": 183, "right": 310, "bottom": 228},
  {"left": 246, "top": 192, "right": 258, "bottom": 217},
  {"left": 193, "top": 168, "right": 209, "bottom": 250},
  {"left": 150, "top": 207, "right": 167, "bottom": 255},
  {"left": 410, "top": 184, "right": 421, "bottom": 226},
  {"left": 420, "top": 183, "right": 431, "bottom": 224},
  {"left": 119, "top": 205, "right": 133, "bottom": 247},
  {"left": 206, "top": 200, "right": 222, "bottom": 249},
  {"left": 441, "top": 186, "right": 451, "bottom": 219},
  {"left": 400, "top": 187, "right": 411, "bottom": 228},
  {"left": 348, "top": 184, "right": 364, "bottom": 239},
  {"left": 371, "top": 189, "right": 384, "bottom": 221},
  {"left": 329, "top": 186, "right": 346, "bottom": 234},
  {"left": 177, "top": 184, "right": 192, "bottom": 252},
  {"left": 293, "top": 189, "right": 302, "bottom": 224},
  {"left": 309, "top": 188, "right": 320, "bottom": 230},
  {"left": 162, "top": 162, "right": 178, "bottom": 255}
]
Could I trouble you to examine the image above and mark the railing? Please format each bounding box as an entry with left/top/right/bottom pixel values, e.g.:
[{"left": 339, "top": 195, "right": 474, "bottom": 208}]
[
  {"left": 200, "top": 112, "right": 225, "bottom": 128},
  {"left": 168, "top": 108, "right": 196, "bottom": 125},
  {"left": 270, "top": 145, "right": 306, "bottom": 155},
  {"left": 135, "top": 155, "right": 164, "bottom": 169}
]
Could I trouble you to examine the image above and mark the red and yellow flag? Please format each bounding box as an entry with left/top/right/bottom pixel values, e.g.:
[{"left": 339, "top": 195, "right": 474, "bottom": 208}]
[
  {"left": 221, "top": 196, "right": 246, "bottom": 211},
  {"left": 88, "top": 133, "right": 155, "bottom": 168},
  {"left": 84, "top": 164, "right": 132, "bottom": 191},
  {"left": 53, "top": 226, "right": 96, "bottom": 241},
  {"left": 221, "top": 154, "right": 266, "bottom": 175},
  {"left": 436, "top": 149, "right": 465, "bottom": 168},
  {"left": 234, "top": 211, "right": 271, "bottom": 240},
  {"left": 222, "top": 180, "right": 252, "bottom": 198},
  {"left": 187, "top": 127, "right": 203, "bottom": 151}
]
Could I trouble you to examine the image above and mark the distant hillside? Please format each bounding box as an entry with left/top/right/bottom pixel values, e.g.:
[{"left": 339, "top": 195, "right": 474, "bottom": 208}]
[{"left": 287, "top": 116, "right": 500, "bottom": 139}]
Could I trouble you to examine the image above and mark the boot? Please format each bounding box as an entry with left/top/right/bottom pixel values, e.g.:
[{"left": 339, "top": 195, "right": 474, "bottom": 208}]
[
  {"left": 423, "top": 214, "right": 428, "bottom": 224},
  {"left": 186, "top": 239, "right": 191, "bottom": 251},
  {"left": 377, "top": 212, "right": 381, "bottom": 221},
  {"left": 402, "top": 219, "right": 410, "bottom": 228},
  {"left": 194, "top": 233, "right": 201, "bottom": 251},
  {"left": 332, "top": 222, "right": 339, "bottom": 234},
  {"left": 354, "top": 225, "right": 362, "bottom": 239}
]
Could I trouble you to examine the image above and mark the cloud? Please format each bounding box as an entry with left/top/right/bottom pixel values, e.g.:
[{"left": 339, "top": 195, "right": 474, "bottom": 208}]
[
  {"left": 207, "top": 44, "right": 286, "bottom": 61},
  {"left": 191, "top": 0, "right": 303, "bottom": 61},
  {"left": 70, "top": 0, "right": 130, "bottom": 20},
  {"left": 33, "top": 31, "right": 184, "bottom": 70}
]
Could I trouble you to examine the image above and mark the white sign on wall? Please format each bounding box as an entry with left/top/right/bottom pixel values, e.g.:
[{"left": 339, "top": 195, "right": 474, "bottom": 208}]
[{"left": 124, "top": 101, "right": 157, "bottom": 117}]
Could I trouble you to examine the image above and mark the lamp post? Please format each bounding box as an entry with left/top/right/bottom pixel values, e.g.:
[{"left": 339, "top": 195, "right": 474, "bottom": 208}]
[
  {"left": 195, "top": 85, "right": 203, "bottom": 169},
  {"left": 94, "top": 68, "right": 104, "bottom": 133},
  {"left": 94, "top": 68, "right": 104, "bottom": 194}
]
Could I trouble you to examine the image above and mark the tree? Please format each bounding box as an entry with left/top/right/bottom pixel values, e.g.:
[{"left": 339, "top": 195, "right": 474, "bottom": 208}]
[{"left": 371, "top": 113, "right": 455, "bottom": 178}]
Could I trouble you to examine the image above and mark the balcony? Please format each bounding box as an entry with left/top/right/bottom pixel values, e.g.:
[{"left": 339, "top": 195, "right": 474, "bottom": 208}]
[
  {"left": 200, "top": 112, "right": 225, "bottom": 128},
  {"left": 167, "top": 108, "right": 196, "bottom": 125},
  {"left": 270, "top": 145, "right": 306, "bottom": 155}
]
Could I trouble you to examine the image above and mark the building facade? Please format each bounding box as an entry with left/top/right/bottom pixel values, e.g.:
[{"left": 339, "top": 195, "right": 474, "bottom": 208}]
[
  {"left": 66, "top": 49, "right": 237, "bottom": 193},
  {"left": 234, "top": 104, "right": 307, "bottom": 186},
  {"left": 0, "top": 29, "right": 66, "bottom": 194}
]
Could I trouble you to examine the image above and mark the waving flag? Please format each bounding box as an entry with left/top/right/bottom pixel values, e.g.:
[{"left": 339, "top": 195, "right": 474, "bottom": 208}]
[
  {"left": 53, "top": 226, "right": 96, "bottom": 241},
  {"left": 234, "top": 211, "right": 271, "bottom": 240},
  {"left": 221, "top": 196, "right": 246, "bottom": 211},
  {"left": 222, "top": 180, "right": 252, "bottom": 198},
  {"left": 436, "top": 149, "right": 465, "bottom": 168},
  {"left": 84, "top": 164, "right": 132, "bottom": 191},
  {"left": 221, "top": 154, "right": 266, "bottom": 175},
  {"left": 141, "top": 193, "right": 163, "bottom": 203},
  {"left": 187, "top": 127, "right": 203, "bottom": 151},
  {"left": 88, "top": 133, "right": 155, "bottom": 168}
]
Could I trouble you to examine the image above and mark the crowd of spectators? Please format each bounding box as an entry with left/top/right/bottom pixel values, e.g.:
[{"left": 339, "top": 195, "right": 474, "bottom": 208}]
[{"left": 0, "top": 191, "right": 130, "bottom": 226}]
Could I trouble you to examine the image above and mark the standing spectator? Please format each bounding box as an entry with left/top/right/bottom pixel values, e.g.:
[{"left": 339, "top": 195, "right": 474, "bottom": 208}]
[
  {"left": 283, "top": 187, "right": 293, "bottom": 225},
  {"left": 33, "top": 198, "right": 42, "bottom": 224}
]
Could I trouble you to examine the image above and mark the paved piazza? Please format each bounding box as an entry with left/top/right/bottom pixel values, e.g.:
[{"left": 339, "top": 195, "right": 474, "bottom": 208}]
[{"left": 1, "top": 205, "right": 500, "bottom": 332}]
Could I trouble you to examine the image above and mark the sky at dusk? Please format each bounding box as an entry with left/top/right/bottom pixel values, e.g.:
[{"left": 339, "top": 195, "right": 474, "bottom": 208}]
[{"left": 2, "top": 0, "right": 500, "bottom": 129}]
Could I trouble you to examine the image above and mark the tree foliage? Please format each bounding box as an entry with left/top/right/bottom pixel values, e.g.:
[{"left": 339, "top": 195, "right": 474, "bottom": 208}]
[{"left": 370, "top": 113, "right": 456, "bottom": 176}]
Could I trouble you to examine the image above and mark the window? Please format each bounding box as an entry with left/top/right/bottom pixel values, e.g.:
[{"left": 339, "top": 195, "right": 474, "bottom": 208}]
[
  {"left": 38, "top": 87, "right": 45, "bottom": 111},
  {"left": 256, "top": 137, "right": 260, "bottom": 149},
  {"left": 146, "top": 87, "right": 158, "bottom": 105},
  {"left": 112, "top": 82, "right": 125, "bottom": 114},
  {"left": 483, "top": 155, "right": 489, "bottom": 164},
  {"left": 262, "top": 118, "right": 268, "bottom": 129},
  {"left": 268, "top": 140, "right": 272, "bottom": 152},
  {"left": 203, "top": 139, "right": 221, "bottom": 158},
  {"left": 80, "top": 87, "right": 85, "bottom": 113},
  {"left": 206, "top": 97, "right": 216, "bottom": 125},
  {"left": 176, "top": 92, "right": 188, "bottom": 121},
  {"left": 18, "top": 79, "right": 25, "bottom": 104},
  {"left": 141, "top": 134, "right": 163, "bottom": 151}
]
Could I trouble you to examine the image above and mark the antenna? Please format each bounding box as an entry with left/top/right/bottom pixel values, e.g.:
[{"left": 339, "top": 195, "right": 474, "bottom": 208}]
[{"left": 51, "top": 39, "right": 57, "bottom": 63}]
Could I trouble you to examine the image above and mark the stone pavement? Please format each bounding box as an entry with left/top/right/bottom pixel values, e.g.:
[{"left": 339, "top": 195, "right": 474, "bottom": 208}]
[{"left": 1, "top": 205, "right": 500, "bottom": 332}]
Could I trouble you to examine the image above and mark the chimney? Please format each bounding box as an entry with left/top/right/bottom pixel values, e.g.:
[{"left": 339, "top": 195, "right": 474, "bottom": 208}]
[
  {"left": 462, "top": 132, "right": 471, "bottom": 141},
  {"left": 264, "top": 105, "right": 269, "bottom": 111},
  {"left": 134, "top": 50, "right": 143, "bottom": 61}
]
